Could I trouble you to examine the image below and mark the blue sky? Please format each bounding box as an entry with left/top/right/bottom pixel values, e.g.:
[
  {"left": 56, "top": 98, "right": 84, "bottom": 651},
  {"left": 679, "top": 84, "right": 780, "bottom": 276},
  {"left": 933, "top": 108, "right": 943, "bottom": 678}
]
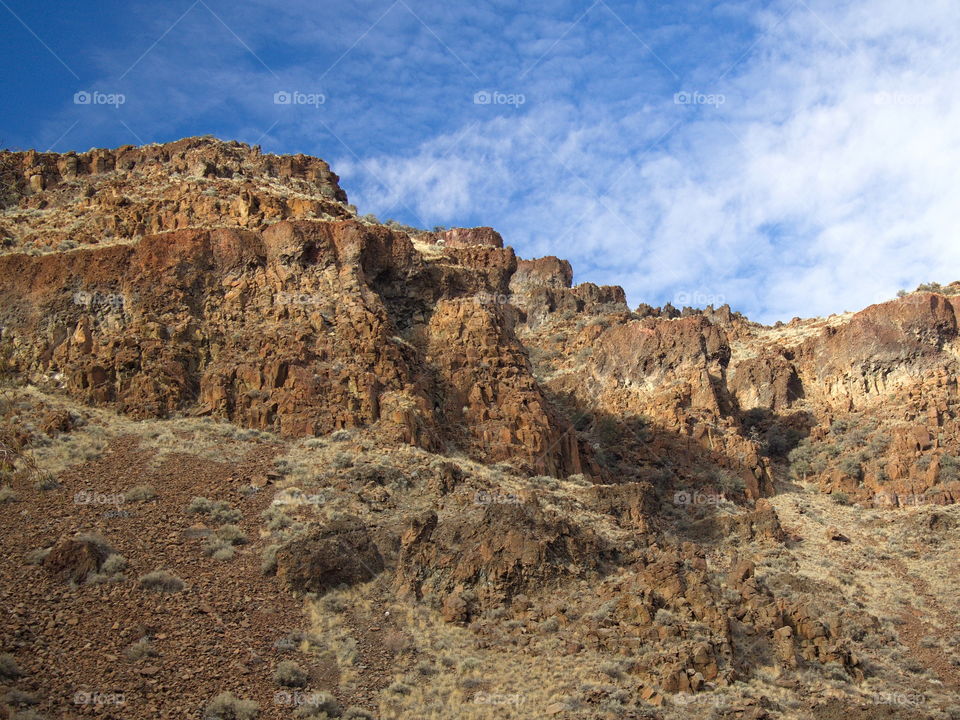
[{"left": 2, "top": 0, "right": 959, "bottom": 323}]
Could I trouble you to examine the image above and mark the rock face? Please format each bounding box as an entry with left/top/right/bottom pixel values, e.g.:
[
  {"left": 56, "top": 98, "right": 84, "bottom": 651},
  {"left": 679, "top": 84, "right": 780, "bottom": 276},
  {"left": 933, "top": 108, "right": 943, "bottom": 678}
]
[
  {"left": 0, "top": 136, "right": 351, "bottom": 253},
  {"left": 0, "top": 214, "right": 586, "bottom": 475},
  {"left": 393, "top": 500, "right": 616, "bottom": 620},
  {"left": 7, "top": 138, "right": 957, "bottom": 716},
  {"left": 4, "top": 136, "right": 960, "bottom": 504},
  {"left": 275, "top": 518, "right": 385, "bottom": 594}
]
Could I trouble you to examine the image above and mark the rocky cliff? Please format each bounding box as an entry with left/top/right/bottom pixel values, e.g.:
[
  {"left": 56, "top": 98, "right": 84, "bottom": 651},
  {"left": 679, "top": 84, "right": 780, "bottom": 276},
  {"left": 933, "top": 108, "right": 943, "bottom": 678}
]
[{"left": 2, "top": 138, "right": 959, "bottom": 720}]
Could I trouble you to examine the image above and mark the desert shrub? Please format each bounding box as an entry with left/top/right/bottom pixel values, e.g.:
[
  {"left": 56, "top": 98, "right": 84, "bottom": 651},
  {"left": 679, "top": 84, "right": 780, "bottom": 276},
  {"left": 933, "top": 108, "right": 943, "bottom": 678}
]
[
  {"left": 260, "top": 544, "right": 280, "bottom": 575},
  {"left": 273, "top": 660, "right": 309, "bottom": 688},
  {"left": 293, "top": 692, "right": 341, "bottom": 718},
  {"left": 832, "top": 492, "right": 851, "bottom": 506},
  {"left": 10, "top": 711, "right": 46, "bottom": 720},
  {"left": 0, "top": 486, "right": 17, "bottom": 503},
  {"left": 139, "top": 570, "right": 184, "bottom": 593},
  {"left": 838, "top": 455, "right": 863, "bottom": 479},
  {"left": 203, "top": 692, "right": 259, "bottom": 720},
  {"left": 186, "top": 496, "right": 213, "bottom": 514},
  {"left": 24, "top": 548, "right": 51, "bottom": 565},
  {"left": 187, "top": 496, "right": 242, "bottom": 523},
  {"left": 0, "top": 653, "right": 23, "bottom": 679},
  {"left": 125, "top": 637, "right": 158, "bottom": 660},
  {"left": 34, "top": 473, "right": 59, "bottom": 491},
  {"left": 342, "top": 709, "right": 374, "bottom": 720},
  {"left": 124, "top": 485, "right": 157, "bottom": 502},
  {"left": 211, "top": 501, "right": 242, "bottom": 524},
  {"left": 203, "top": 538, "right": 235, "bottom": 560},
  {"left": 215, "top": 524, "right": 247, "bottom": 545},
  {"left": 4, "top": 690, "right": 38, "bottom": 707},
  {"left": 262, "top": 506, "right": 292, "bottom": 530},
  {"left": 102, "top": 553, "right": 127, "bottom": 575},
  {"left": 940, "top": 455, "right": 960, "bottom": 482}
]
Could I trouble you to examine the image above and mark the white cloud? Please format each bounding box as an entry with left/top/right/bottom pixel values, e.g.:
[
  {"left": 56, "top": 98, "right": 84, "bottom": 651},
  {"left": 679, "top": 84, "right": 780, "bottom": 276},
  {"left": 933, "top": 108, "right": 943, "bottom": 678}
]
[{"left": 337, "top": 0, "right": 960, "bottom": 324}]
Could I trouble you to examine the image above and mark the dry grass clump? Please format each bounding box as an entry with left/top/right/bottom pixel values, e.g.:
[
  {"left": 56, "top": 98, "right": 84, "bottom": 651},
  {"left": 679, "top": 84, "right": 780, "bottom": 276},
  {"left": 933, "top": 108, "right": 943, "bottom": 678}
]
[
  {"left": 125, "top": 637, "right": 158, "bottom": 660},
  {"left": 0, "top": 653, "right": 23, "bottom": 680},
  {"left": 273, "top": 660, "right": 309, "bottom": 688},
  {"left": 203, "top": 692, "right": 259, "bottom": 720},
  {"left": 186, "top": 496, "right": 243, "bottom": 523},
  {"left": 124, "top": 484, "right": 157, "bottom": 502},
  {"left": 139, "top": 570, "right": 184, "bottom": 593}
]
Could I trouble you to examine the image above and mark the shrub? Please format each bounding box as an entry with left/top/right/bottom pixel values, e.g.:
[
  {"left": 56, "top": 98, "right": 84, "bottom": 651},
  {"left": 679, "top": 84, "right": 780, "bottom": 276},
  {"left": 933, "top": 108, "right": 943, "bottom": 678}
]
[
  {"left": 293, "top": 692, "right": 341, "bottom": 718},
  {"left": 10, "top": 711, "right": 46, "bottom": 720},
  {"left": 186, "top": 496, "right": 213, "bottom": 514},
  {"left": 832, "top": 492, "right": 852, "bottom": 506},
  {"left": 215, "top": 524, "right": 248, "bottom": 545},
  {"left": 0, "top": 486, "right": 17, "bottom": 503},
  {"left": 273, "top": 660, "right": 309, "bottom": 688},
  {"left": 124, "top": 485, "right": 157, "bottom": 502},
  {"left": 203, "top": 692, "right": 259, "bottom": 720},
  {"left": 838, "top": 455, "right": 863, "bottom": 480},
  {"left": 202, "top": 536, "right": 234, "bottom": 560},
  {"left": 260, "top": 544, "right": 280, "bottom": 576},
  {"left": 211, "top": 501, "right": 242, "bottom": 524},
  {"left": 4, "top": 690, "right": 38, "bottom": 707},
  {"left": 342, "top": 709, "right": 374, "bottom": 720},
  {"left": 34, "top": 473, "right": 59, "bottom": 491},
  {"left": 102, "top": 553, "right": 127, "bottom": 575},
  {"left": 139, "top": 570, "right": 184, "bottom": 593},
  {"left": 187, "top": 496, "right": 242, "bottom": 523},
  {"left": 125, "top": 637, "right": 158, "bottom": 660},
  {"left": 24, "top": 548, "right": 51, "bottom": 565},
  {"left": 0, "top": 653, "right": 23, "bottom": 680},
  {"left": 940, "top": 455, "right": 960, "bottom": 483}
]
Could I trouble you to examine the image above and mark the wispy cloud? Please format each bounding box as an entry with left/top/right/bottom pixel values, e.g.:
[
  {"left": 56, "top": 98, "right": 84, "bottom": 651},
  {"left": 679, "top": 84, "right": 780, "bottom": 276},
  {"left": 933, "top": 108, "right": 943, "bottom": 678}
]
[{"left": 5, "top": 0, "right": 959, "bottom": 323}]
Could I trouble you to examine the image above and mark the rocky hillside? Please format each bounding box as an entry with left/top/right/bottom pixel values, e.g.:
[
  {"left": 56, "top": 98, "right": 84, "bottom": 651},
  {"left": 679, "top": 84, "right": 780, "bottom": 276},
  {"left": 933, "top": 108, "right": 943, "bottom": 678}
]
[{"left": 1, "top": 138, "right": 959, "bottom": 720}]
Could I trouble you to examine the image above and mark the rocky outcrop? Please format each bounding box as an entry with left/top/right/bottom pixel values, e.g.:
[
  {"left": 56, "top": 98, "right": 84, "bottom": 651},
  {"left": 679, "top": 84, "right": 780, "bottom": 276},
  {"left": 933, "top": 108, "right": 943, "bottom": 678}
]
[
  {"left": 393, "top": 500, "right": 616, "bottom": 619},
  {"left": 0, "top": 217, "right": 587, "bottom": 475},
  {"left": 0, "top": 137, "right": 352, "bottom": 252},
  {"left": 509, "top": 256, "right": 628, "bottom": 327}
]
